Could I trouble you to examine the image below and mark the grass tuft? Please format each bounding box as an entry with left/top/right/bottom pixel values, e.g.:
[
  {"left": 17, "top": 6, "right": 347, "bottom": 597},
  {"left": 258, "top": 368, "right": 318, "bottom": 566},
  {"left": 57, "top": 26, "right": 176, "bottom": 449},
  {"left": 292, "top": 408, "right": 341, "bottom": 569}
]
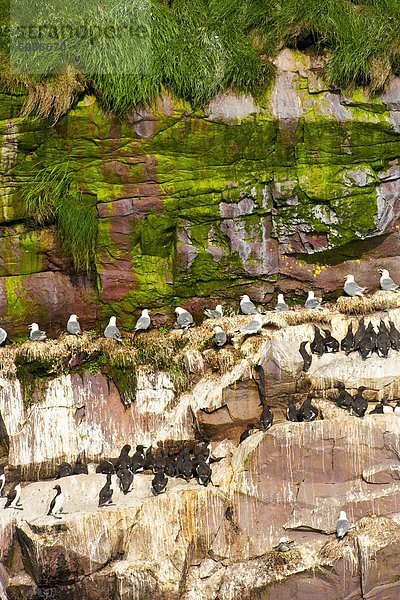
[{"left": 20, "top": 163, "right": 97, "bottom": 273}]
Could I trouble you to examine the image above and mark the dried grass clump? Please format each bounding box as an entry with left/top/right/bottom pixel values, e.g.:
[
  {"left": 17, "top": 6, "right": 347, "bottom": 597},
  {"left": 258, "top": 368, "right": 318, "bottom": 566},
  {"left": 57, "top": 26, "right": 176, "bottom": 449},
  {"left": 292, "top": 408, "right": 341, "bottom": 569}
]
[
  {"left": 21, "top": 67, "right": 85, "bottom": 122},
  {"left": 354, "top": 515, "right": 400, "bottom": 549},
  {"left": 318, "top": 536, "right": 358, "bottom": 570},
  {"left": 264, "top": 548, "right": 303, "bottom": 574},
  {"left": 98, "top": 338, "right": 136, "bottom": 369},
  {"left": 0, "top": 347, "right": 18, "bottom": 379},
  {"left": 203, "top": 347, "right": 240, "bottom": 374},
  {"left": 337, "top": 292, "right": 400, "bottom": 315},
  {"left": 279, "top": 309, "right": 333, "bottom": 327}
]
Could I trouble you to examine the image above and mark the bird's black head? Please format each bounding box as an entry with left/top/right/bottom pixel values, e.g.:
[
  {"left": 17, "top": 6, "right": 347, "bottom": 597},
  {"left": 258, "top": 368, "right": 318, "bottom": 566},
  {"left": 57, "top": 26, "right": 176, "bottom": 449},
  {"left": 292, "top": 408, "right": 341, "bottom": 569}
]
[
  {"left": 358, "top": 386, "right": 368, "bottom": 392},
  {"left": 53, "top": 485, "right": 61, "bottom": 493},
  {"left": 136, "top": 445, "right": 145, "bottom": 452},
  {"left": 121, "top": 444, "right": 131, "bottom": 454},
  {"left": 335, "top": 382, "right": 345, "bottom": 390},
  {"left": 247, "top": 422, "right": 255, "bottom": 429}
]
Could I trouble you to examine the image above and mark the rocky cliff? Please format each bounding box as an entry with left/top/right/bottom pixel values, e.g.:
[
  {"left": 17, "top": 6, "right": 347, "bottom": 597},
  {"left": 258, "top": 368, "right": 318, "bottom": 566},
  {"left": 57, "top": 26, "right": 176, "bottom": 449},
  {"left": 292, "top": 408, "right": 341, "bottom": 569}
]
[
  {"left": 1, "top": 49, "right": 400, "bottom": 333},
  {"left": 1, "top": 302, "right": 400, "bottom": 598}
]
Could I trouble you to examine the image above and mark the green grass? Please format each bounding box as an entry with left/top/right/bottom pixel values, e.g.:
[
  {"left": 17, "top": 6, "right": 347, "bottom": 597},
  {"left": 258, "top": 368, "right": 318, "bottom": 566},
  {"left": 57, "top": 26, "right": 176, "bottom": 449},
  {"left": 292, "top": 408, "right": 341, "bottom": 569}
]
[
  {"left": 2, "top": 0, "right": 400, "bottom": 117},
  {"left": 21, "top": 164, "right": 97, "bottom": 273}
]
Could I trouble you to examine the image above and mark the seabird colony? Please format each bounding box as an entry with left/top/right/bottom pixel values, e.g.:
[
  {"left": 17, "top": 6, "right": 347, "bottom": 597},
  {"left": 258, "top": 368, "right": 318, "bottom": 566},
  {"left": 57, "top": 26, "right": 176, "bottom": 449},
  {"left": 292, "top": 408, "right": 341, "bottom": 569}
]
[
  {"left": 0, "top": 267, "right": 398, "bottom": 346},
  {"left": 1, "top": 267, "right": 399, "bottom": 542}
]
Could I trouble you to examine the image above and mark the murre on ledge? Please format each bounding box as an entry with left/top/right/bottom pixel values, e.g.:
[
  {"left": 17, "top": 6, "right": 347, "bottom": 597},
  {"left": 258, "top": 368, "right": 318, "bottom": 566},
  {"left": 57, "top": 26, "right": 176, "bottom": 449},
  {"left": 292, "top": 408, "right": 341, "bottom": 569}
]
[
  {"left": 151, "top": 467, "right": 168, "bottom": 495},
  {"left": 47, "top": 485, "right": 64, "bottom": 519},
  {"left": 0, "top": 466, "right": 5, "bottom": 497},
  {"left": 98, "top": 473, "right": 114, "bottom": 507},
  {"left": 4, "top": 481, "right": 22, "bottom": 510},
  {"left": 299, "top": 341, "right": 312, "bottom": 372}
]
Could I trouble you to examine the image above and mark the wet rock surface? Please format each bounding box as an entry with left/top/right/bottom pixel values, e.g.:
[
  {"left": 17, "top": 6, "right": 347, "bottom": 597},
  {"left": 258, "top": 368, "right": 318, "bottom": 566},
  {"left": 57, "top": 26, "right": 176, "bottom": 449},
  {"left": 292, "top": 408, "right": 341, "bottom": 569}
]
[{"left": 1, "top": 50, "right": 400, "bottom": 331}]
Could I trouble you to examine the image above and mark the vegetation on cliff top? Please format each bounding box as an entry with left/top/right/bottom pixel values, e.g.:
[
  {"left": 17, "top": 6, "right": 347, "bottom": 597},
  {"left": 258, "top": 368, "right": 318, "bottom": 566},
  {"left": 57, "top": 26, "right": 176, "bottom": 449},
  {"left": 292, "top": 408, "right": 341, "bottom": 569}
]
[{"left": 1, "top": 0, "right": 400, "bottom": 119}]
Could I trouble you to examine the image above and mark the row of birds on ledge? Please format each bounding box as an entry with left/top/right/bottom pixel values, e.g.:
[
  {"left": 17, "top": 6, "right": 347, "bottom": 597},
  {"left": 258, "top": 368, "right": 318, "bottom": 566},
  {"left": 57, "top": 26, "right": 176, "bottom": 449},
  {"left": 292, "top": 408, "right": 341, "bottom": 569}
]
[
  {"left": 0, "top": 447, "right": 351, "bottom": 544},
  {"left": 240, "top": 384, "right": 400, "bottom": 443},
  {"left": 0, "top": 270, "right": 398, "bottom": 348},
  {"left": 0, "top": 441, "right": 212, "bottom": 517},
  {"left": 299, "top": 316, "right": 400, "bottom": 371}
]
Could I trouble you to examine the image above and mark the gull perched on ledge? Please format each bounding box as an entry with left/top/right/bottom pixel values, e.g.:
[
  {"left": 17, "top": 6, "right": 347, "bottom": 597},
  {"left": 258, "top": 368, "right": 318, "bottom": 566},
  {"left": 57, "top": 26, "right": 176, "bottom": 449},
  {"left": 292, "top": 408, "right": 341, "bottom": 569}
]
[
  {"left": 344, "top": 274, "right": 366, "bottom": 297},
  {"left": 379, "top": 269, "right": 399, "bottom": 292}
]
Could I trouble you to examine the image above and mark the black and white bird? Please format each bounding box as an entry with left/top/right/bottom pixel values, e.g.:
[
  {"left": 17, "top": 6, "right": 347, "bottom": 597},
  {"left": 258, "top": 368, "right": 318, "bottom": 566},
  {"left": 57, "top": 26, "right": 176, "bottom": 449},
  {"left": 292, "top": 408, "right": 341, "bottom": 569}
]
[
  {"left": 241, "top": 313, "right": 263, "bottom": 336},
  {"left": 287, "top": 398, "right": 300, "bottom": 422},
  {"left": 353, "top": 319, "right": 366, "bottom": 351},
  {"left": 352, "top": 386, "right": 368, "bottom": 417},
  {"left": 96, "top": 460, "right": 115, "bottom": 475},
  {"left": 240, "top": 294, "right": 258, "bottom": 315},
  {"left": 379, "top": 269, "right": 399, "bottom": 292},
  {"left": 213, "top": 326, "right": 227, "bottom": 348},
  {"left": 131, "top": 445, "right": 146, "bottom": 474},
  {"left": 260, "top": 404, "right": 274, "bottom": 431},
  {"left": 67, "top": 314, "right": 81, "bottom": 336},
  {"left": 175, "top": 307, "right": 194, "bottom": 330},
  {"left": 239, "top": 423, "right": 256, "bottom": 443},
  {"left": 114, "top": 445, "right": 132, "bottom": 472},
  {"left": 195, "top": 459, "right": 212, "bottom": 487},
  {"left": 29, "top": 323, "right": 46, "bottom": 342},
  {"left": 310, "top": 326, "right": 325, "bottom": 356},
  {"left": 204, "top": 304, "right": 223, "bottom": 319},
  {"left": 98, "top": 473, "right": 114, "bottom": 507},
  {"left": 47, "top": 485, "right": 64, "bottom": 519},
  {"left": 299, "top": 341, "right": 312, "bottom": 372},
  {"left": 0, "top": 327, "right": 7, "bottom": 346},
  {"left": 4, "top": 482, "right": 22, "bottom": 510},
  {"left": 151, "top": 468, "right": 168, "bottom": 495},
  {"left": 336, "top": 510, "right": 350, "bottom": 540},
  {"left": 381, "top": 396, "right": 394, "bottom": 414},
  {"left": 0, "top": 466, "right": 5, "bottom": 496},
  {"left": 376, "top": 325, "right": 391, "bottom": 358},
  {"left": 322, "top": 329, "right": 339, "bottom": 353},
  {"left": 369, "top": 403, "right": 384, "bottom": 415},
  {"left": 304, "top": 291, "right": 323, "bottom": 310},
  {"left": 358, "top": 327, "right": 375, "bottom": 360},
  {"left": 274, "top": 537, "right": 295, "bottom": 552},
  {"left": 104, "top": 316, "right": 123, "bottom": 342},
  {"left": 344, "top": 274, "right": 365, "bottom": 297},
  {"left": 117, "top": 466, "right": 134, "bottom": 495},
  {"left": 389, "top": 321, "right": 400, "bottom": 351},
  {"left": 298, "top": 395, "right": 318, "bottom": 422},
  {"left": 73, "top": 455, "right": 88, "bottom": 475},
  {"left": 335, "top": 382, "right": 353, "bottom": 412},
  {"left": 55, "top": 462, "right": 73, "bottom": 479},
  {"left": 274, "top": 294, "right": 289, "bottom": 312},
  {"left": 341, "top": 323, "right": 355, "bottom": 355},
  {"left": 134, "top": 309, "right": 151, "bottom": 334}
]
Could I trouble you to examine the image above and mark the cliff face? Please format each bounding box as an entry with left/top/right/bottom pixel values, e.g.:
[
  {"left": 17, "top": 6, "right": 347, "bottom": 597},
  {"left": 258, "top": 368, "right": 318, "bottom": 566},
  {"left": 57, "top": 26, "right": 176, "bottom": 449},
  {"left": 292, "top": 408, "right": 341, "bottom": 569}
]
[
  {"left": 1, "top": 49, "right": 400, "bottom": 332},
  {"left": 1, "top": 307, "right": 400, "bottom": 598}
]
